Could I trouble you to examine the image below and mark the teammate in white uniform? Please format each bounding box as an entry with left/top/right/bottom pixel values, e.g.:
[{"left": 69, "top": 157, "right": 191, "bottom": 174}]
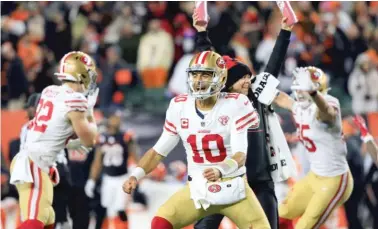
[
  {"left": 123, "top": 51, "right": 270, "bottom": 229},
  {"left": 268, "top": 66, "right": 353, "bottom": 229},
  {"left": 9, "top": 51, "right": 99, "bottom": 229}
]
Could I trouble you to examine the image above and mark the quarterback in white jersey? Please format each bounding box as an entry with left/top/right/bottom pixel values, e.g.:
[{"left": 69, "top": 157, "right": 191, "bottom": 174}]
[
  {"left": 123, "top": 51, "right": 270, "bottom": 229},
  {"left": 9, "top": 51, "right": 98, "bottom": 229},
  {"left": 270, "top": 66, "right": 353, "bottom": 229}
]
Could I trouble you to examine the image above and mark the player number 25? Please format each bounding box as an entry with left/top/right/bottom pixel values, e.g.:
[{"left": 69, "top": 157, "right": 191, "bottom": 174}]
[{"left": 187, "top": 134, "right": 227, "bottom": 163}]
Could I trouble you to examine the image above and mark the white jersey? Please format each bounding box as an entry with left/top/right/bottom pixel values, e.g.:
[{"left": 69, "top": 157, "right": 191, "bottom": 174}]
[
  {"left": 292, "top": 94, "right": 348, "bottom": 177},
  {"left": 24, "top": 84, "right": 88, "bottom": 169},
  {"left": 155, "top": 93, "right": 259, "bottom": 178}
]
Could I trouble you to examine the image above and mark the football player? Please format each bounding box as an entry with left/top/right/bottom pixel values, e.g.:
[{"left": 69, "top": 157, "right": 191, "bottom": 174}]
[
  {"left": 9, "top": 51, "right": 99, "bottom": 229},
  {"left": 123, "top": 51, "right": 271, "bottom": 229},
  {"left": 268, "top": 67, "right": 354, "bottom": 229},
  {"left": 192, "top": 10, "right": 295, "bottom": 229},
  {"left": 85, "top": 109, "right": 138, "bottom": 229}
]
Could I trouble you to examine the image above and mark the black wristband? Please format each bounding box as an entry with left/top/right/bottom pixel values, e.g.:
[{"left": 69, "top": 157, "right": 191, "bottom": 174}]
[{"left": 309, "top": 91, "right": 318, "bottom": 97}]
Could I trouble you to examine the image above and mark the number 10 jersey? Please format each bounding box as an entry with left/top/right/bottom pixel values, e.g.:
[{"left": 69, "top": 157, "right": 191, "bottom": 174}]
[{"left": 161, "top": 93, "right": 259, "bottom": 178}]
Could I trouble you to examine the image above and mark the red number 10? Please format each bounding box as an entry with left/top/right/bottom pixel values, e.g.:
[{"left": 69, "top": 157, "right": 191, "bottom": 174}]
[
  {"left": 29, "top": 99, "right": 54, "bottom": 133},
  {"left": 187, "top": 134, "right": 227, "bottom": 163}
]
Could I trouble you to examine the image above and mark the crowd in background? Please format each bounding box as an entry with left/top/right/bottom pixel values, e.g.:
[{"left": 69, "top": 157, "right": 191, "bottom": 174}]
[
  {"left": 2, "top": 1, "right": 377, "bottom": 114},
  {"left": 1, "top": 1, "right": 378, "bottom": 229}
]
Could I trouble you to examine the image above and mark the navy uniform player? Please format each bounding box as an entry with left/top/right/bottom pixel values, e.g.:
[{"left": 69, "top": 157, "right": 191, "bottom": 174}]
[{"left": 85, "top": 110, "right": 138, "bottom": 228}]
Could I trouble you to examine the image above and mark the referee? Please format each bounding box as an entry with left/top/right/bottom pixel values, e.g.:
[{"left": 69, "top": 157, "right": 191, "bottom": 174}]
[{"left": 192, "top": 14, "right": 293, "bottom": 229}]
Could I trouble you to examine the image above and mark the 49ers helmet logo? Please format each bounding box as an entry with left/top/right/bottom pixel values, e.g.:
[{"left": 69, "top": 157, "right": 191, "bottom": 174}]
[
  {"left": 216, "top": 57, "right": 226, "bottom": 69},
  {"left": 208, "top": 184, "right": 221, "bottom": 193},
  {"left": 80, "top": 55, "right": 92, "bottom": 66},
  {"left": 311, "top": 71, "right": 321, "bottom": 80}
]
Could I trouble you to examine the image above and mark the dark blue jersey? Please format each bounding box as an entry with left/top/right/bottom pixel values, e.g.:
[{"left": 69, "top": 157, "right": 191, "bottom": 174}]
[
  {"left": 98, "top": 131, "right": 132, "bottom": 176},
  {"left": 67, "top": 148, "right": 94, "bottom": 188}
]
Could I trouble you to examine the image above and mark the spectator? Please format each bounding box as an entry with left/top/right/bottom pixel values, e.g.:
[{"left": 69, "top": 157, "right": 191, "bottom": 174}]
[
  {"left": 99, "top": 45, "right": 135, "bottom": 111},
  {"left": 348, "top": 49, "right": 378, "bottom": 114},
  {"left": 118, "top": 21, "right": 141, "bottom": 65},
  {"left": 1, "top": 42, "right": 28, "bottom": 110},
  {"left": 137, "top": 19, "right": 174, "bottom": 89}
]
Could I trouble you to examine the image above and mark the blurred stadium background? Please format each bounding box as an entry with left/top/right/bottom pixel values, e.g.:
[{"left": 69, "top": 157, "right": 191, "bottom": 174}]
[{"left": 1, "top": 1, "right": 377, "bottom": 229}]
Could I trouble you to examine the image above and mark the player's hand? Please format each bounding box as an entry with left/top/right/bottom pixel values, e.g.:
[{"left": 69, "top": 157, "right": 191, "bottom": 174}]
[
  {"left": 281, "top": 17, "right": 294, "bottom": 31},
  {"left": 192, "top": 12, "right": 208, "bottom": 32},
  {"left": 66, "top": 139, "right": 92, "bottom": 154},
  {"left": 203, "top": 168, "right": 221, "bottom": 182},
  {"left": 290, "top": 67, "right": 319, "bottom": 92},
  {"left": 122, "top": 176, "right": 138, "bottom": 194},
  {"left": 87, "top": 87, "right": 99, "bottom": 110},
  {"left": 352, "top": 115, "right": 369, "bottom": 138}
]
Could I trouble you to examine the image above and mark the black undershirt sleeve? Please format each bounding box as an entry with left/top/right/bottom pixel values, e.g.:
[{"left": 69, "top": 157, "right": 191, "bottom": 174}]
[
  {"left": 195, "top": 31, "right": 215, "bottom": 52},
  {"left": 264, "top": 29, "right": 292, "bottom": 77}
]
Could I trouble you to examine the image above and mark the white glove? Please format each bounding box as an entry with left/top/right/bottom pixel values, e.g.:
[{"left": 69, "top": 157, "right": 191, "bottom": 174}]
[
  {"left": 84, "top": 179, "right": 95, "bottom": 198},
  {"left": 87, "top": 87, "right": 99, "bottom": 111},
  {"left": 290, "top": 67, "right": 318, "bottom": 91},
  {"left": 66, "top": 139, "right": 91, "bottom": 154}
]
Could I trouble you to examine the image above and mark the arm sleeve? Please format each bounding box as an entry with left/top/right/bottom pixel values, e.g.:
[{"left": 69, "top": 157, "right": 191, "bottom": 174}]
[
  {"left": 152, "top": 132, "right": 180, "bottom": 157},
  {"left": 152, "top": 99, "right": 180, "bottom": 156},
  {"left": 326, "top": 96, "right": 341, "bottom": 112},
  {"left": 232, "top": 95, "right": 260, "bottom": 134},
  {"left": 264, "top": 29, "right": 292, "bottom": 77},
  {"left": 230, "top": 128, "right": 248, "bottom": 155},
  {"left": 195, "top": 31, "right": 215, "bottom": 52},
  {"left": 65, "top": 92, "right": 88, "bottom": 113}
]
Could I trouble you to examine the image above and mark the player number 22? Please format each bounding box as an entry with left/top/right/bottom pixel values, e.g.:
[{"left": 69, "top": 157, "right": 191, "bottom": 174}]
[
  {"left": 187, "top": 134, "right": 227, "bottom": 163},
  {"left": 31, "top": 99, "right": 54, "bottom": 133},
  {"left": 296, "top": 124, "right": 317, "bottom": 153}
]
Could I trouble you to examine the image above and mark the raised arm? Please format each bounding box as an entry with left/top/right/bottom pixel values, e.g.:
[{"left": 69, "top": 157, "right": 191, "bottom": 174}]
[
  {"left": 193, "top": 12, "right": 215, "bottom": 52},
  {"left": 264, "top": 17, "right": 293, "bottom": 77}
]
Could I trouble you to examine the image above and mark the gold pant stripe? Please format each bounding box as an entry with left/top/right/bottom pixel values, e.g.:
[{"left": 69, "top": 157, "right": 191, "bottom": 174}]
[
  {"left": 28, "top": 162, "right": 42, "bottom": 220},
  {"left": 313, "top": 172, "right": 348, "bottom": 229}
]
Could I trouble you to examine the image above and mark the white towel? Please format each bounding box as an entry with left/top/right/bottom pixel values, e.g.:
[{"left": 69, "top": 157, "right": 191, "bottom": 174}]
[
  {"left": 9, "top": 150, "right": 34, "bottom": 185},
  {"left": 188, "top": 172, "right": 210, "bottom": 210},
  {"left": 251, "top": 72, "right": 280, "bottom": 106},
  {"left": 266, "top": 111, "right": 297, "bottom": 182}
]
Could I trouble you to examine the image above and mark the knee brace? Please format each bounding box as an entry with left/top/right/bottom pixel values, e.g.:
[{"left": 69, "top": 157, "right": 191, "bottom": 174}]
[
  {"left": 151, "top": 216, "right": 173, "bottom": 229},
  {"left": 18, "top": 219, "right": 44, "bottom": 229}
]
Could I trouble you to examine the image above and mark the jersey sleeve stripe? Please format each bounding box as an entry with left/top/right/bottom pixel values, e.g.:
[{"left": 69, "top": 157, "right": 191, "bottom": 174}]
[
  {"left": 164, "top": 126, "right": 177, "bottom": 135},
  {"left": 236, "top": 111, "right": 256, "bottom": 125},
  {"left": 165, "top": 120, "right": 177, "bottom": 130},
  {"left": 68, "top": 106, "right": 88, "bottom": 111},
  {"left": 65, "top": 100, "right": 87, "bottom": 103},
  {"left": 236, "top": 116, "right": 259, "bottom": 131}
]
